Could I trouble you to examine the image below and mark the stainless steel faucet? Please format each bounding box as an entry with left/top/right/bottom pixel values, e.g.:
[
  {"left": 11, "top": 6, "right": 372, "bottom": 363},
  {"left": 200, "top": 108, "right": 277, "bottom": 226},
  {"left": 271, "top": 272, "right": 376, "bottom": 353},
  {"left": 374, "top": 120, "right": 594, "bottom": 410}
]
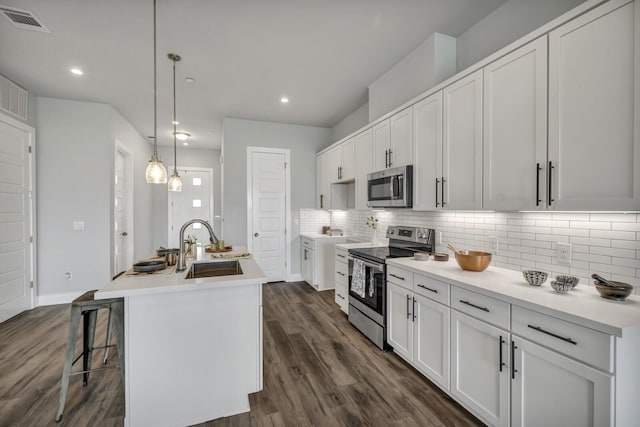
[{"left": 176, "top": 219, "right": 219, "bottom": 271}]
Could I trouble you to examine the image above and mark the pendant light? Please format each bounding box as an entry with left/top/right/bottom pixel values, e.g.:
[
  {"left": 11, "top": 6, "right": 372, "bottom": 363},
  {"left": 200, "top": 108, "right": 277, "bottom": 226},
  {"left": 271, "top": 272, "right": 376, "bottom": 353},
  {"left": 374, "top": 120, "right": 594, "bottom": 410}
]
[
  {"left": 145, "top": 0, "right": 167, "bottom": 184},
  {"left": 167, "top": 53, "right": 183, "bottom": 192}
]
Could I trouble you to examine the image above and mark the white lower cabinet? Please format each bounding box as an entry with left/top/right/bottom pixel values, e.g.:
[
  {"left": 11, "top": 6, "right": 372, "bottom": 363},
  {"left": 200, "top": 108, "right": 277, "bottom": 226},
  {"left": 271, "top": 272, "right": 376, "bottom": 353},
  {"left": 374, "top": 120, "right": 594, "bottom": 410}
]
[
  {"left": 387, "top": 282, "right": 413, "bottom": 360},
  {"left": 511, "top": 336, "right": 613, "bottom": 427},
  {"left": 451, "top": 310, "right": 510, "bottom": 427},
  {"left": 334, "top": 252, "right": 348, "bottom": 313},
  {"left": 413, "top": 293, "right": 450, "bottom": 390},
  {"left": 387, "top": 274, "right": 450, "bottom": 392}
]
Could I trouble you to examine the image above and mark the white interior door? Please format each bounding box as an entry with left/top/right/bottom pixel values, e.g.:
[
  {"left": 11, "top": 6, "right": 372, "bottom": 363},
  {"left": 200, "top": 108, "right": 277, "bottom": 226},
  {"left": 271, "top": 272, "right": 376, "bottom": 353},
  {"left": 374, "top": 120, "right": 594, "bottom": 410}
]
[
  {"left": 168, "top": 167, "right": 214, "bottom": 248},
  {"left": 114, "top": 143, "right": 133, "bottom": 275},
  {"left": 249, "top": 150, "right": 286, "bottom": 282},
  {"left": 0, "top": 115, "right": 34, "bottom": 323}
]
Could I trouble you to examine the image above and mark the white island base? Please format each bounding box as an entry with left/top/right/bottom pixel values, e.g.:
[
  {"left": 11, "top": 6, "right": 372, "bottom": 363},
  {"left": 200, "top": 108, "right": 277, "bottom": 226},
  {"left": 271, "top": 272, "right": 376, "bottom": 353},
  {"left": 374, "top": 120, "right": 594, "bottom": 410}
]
[{"left": 96, "top": 253, "right": 265, "bottom": 426}]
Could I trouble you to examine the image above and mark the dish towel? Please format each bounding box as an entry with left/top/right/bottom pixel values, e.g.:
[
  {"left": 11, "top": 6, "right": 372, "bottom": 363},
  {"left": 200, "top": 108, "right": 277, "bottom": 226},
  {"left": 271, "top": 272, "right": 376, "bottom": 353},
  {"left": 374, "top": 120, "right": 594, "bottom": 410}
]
[{"left": 352, "top": 259, "right": 366, "bottom": 298}]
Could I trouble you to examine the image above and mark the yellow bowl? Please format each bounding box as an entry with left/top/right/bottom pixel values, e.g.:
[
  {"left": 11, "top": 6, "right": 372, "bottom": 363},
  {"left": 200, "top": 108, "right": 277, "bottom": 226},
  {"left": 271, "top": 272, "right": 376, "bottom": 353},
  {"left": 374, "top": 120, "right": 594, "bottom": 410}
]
[{"left": 454, "top": 251, "right": 492, "bottom": 272}]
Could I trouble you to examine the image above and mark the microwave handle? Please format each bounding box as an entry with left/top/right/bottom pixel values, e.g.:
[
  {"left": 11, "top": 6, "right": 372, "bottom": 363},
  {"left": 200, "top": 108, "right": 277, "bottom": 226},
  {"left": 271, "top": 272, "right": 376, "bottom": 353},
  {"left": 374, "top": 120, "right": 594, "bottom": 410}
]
[{"left": 389, "top": 176, "right": 395, "bottom": 200}]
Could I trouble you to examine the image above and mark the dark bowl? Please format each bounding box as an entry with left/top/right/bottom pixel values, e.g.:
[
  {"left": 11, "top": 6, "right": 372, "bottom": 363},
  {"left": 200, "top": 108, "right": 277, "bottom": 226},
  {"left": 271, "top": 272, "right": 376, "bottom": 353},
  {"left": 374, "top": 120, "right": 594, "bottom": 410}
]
[{"left": 594, "top": 280, "right": 634, "bottom": 301}]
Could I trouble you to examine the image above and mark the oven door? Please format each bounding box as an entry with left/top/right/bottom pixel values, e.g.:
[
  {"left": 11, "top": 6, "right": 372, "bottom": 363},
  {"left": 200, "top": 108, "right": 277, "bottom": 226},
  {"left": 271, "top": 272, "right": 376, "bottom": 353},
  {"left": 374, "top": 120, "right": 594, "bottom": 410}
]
[{"left": 348, "top": 255, "right": 384, "bottom": 316}]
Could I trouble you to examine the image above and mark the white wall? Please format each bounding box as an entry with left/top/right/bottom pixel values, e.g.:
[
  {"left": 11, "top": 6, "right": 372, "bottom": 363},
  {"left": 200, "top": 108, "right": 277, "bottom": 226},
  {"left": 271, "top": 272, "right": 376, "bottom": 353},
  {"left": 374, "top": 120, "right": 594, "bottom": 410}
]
[
  {"left": 222, "top": 118, "right": 332, "bottom": 276},
  {"left": 111, "top": 108, "right": 154, "bottom": 263},
  {"left": 456, "top": 0, "right": 585, "bottom": 71},
  {"left": 153, "top": 146, "right": 221, "bottom": 250},
  {"left": 368, "top": 33, "right": 457, "bottom": 121},
  {"left": 330, "top": 102, "right": 369, "bottom": 143},
  {"left": 36, "top": 98, "right": 155, "bottom": 298},
  {"left": 37, "top": 98, "right": 113, "bottom": 297}
]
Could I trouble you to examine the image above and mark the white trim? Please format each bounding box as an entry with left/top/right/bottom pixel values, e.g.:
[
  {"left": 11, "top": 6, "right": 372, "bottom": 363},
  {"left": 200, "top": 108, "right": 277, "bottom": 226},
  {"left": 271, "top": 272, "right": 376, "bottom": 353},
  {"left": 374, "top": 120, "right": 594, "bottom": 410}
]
[
  {"left": 246, "top": 147, "right": 291, "bottom": 282},
  {"left": 167, "top": 166, "right": 215, "bottom": 245},
  {"left": 114, "top": 140, "right": 134, "bottom": 276},
  {"left": 36, "top": 291, "right": 83, "bottom": 306},
  {"left": 287, "top": 273, "right": 303, "bottom": 282}
]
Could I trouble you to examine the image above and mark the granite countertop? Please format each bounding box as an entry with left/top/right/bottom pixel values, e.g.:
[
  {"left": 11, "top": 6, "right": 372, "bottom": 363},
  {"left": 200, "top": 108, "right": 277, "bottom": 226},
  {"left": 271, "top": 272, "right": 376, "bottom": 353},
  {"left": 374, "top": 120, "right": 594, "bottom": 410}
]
[
  {"left": 387, "top": 257, "right": 640, "bottom": 337},
  {"left": 96, "top": 246, "right": 266, "bottom": 299}
]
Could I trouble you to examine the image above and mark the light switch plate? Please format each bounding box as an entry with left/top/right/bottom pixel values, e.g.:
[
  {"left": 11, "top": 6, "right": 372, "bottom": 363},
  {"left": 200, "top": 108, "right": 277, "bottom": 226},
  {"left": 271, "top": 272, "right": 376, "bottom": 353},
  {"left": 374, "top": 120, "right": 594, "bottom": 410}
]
[{"left": 556, "top": 242, "right": 572, "bottom": 266}]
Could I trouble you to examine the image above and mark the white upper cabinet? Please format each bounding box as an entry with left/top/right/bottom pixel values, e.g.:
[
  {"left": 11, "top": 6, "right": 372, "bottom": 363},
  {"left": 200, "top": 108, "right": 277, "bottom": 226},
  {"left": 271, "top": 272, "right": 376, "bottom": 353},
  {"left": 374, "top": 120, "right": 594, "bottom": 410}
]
[
  {"left": 340, "top": 138, "right": 355, "bottom": 181},
  {"left": 443, "top": 70, "right": 483, "bottom": 210},
  {"left": 315, "top": 153, "right": 330, "bottom": 209},
  {"left": 548, "top": 0, "right": 640, "bottom": 210},
  {"left": 372, "top": 119, "right": 391, "bottom": 171},
  {"left": 483, "top": 37, "right": 548, "bottom": 211},
  {"left": 372, "top": 106, "right": 413, "bottom": 171},
  {"left": 325, "top": 145, "right": 342, "bottom": 184},
  {"left": 413, "top": 91, "right": 443, "bottom": 210},
  {"left": 355, "top": 128, "right": 373, "bottom": 210},
  {"left": 389, "top": 106, "right": 413, "bottom": 168}
]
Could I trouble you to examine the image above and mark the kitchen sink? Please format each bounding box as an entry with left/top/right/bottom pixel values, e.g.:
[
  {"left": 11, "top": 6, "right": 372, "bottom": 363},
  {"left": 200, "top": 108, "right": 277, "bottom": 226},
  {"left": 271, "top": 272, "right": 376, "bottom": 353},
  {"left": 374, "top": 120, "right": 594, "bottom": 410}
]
[{"left": 184, "top": 260, "right": 243, "bottom": 279}]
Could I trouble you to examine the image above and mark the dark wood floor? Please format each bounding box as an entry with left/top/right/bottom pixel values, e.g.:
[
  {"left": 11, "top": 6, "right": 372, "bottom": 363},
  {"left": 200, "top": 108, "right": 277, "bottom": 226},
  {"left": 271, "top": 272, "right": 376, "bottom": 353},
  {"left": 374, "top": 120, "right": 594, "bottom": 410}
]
[{"left": 0, "top": 282, "right": 483, "bottom": 426}]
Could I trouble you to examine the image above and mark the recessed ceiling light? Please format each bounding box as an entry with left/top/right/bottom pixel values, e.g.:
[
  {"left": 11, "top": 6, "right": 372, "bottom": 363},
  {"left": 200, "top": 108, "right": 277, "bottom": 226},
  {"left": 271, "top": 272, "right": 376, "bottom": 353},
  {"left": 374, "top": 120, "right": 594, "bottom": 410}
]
[
  {"left": 70, "top": 68, "right": 83, "bottom": 75},
  {"left": 174, "top": 131, "right": 190, "bottom": 141},
  {"left": 185, "top": 77, "right": 195, "bottom": 84},
  {"left": 280, "top": 97, "right": 289, "bottom": 104},
  {"left": 172, "top": 120, "right": 179, "bottom": 125},
  {"left": 183, "top": 142, "right": 189, "bottom": 146}
]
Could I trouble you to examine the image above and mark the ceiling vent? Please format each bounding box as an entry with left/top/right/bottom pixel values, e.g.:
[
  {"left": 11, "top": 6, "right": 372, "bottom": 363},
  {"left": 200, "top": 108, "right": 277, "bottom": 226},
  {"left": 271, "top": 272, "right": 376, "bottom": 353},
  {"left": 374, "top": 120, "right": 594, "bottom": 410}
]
[{"left": 0, "top": 5, "right": 50, "bottom": 33}]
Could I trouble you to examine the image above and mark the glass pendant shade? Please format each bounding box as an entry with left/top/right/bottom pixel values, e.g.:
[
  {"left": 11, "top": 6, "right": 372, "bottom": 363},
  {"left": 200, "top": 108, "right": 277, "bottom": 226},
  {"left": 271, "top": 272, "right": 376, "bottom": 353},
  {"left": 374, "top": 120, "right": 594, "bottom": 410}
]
[
  {"left": 146, "top": 156, "right": 167, "bottom": 183},
  {"left": 168, "top": 172, "right": 183, "bottom": 191}
]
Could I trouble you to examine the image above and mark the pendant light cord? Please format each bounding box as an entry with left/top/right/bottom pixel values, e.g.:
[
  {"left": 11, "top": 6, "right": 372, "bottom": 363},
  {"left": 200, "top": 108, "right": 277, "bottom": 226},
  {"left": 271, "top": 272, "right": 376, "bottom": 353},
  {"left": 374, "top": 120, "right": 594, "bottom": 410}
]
[
  {"left": 172, "top": 56, "right": 178, "bottom": 175},
  {"left": 152, "top": 0, "right": 158, "bottom": 159}
]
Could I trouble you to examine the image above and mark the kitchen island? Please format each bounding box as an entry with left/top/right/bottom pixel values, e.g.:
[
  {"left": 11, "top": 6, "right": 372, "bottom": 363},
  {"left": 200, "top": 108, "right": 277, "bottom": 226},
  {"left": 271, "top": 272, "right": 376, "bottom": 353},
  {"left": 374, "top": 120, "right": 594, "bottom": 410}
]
[{"left": 96, "top": 248, "right": 266, "bottom": 427}]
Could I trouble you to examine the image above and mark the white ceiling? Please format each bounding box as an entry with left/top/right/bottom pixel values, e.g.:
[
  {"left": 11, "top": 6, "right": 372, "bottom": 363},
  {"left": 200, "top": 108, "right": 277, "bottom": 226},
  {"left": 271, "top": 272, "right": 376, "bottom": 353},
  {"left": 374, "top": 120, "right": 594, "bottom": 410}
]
[{"left": 0, "top": 0, "right": 507, "bottom": 149}]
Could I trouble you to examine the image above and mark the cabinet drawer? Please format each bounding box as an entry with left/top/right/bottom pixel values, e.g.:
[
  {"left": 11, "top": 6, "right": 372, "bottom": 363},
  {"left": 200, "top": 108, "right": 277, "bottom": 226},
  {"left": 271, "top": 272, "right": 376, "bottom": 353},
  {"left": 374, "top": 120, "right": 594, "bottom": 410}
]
[
  {"left": 335, "top": 281, "right": 348, "bottom": 310},
  {"left": 335, "top": 261, "right": 348, "bottom": 284},
  {"left": 335, "top": 247, "right": 348, "bottom": 262},
  {"left": 413, "top": 274, "right": 449, "bottom": 306},
  {"left": 451, "top": 286, "right": 510, "bottom": 330},
  {"left": 302, "top": 238, "right": 314, "bottom": 250},
  {"left": 387, "top": 266, "right": 413, "bottom": 290},
  {"left": 512, "top": 306, "right": 614, "bottom": 373}
]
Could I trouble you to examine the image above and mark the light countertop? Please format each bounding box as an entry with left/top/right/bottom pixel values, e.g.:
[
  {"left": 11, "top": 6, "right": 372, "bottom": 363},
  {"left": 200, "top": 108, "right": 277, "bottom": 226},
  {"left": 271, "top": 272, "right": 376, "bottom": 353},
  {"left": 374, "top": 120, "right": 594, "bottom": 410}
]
[
  {"left": 96, "top": 246, "right": 266, "bottom": 299},
  {"left": 300, "top": 232, "right": 347, "bottom": 239},
  {"left": 387, "top": 257, "right": 640, "bottom": 337},
  {"left": 336, "top": 242, "right": 387, "bottom": 250}
]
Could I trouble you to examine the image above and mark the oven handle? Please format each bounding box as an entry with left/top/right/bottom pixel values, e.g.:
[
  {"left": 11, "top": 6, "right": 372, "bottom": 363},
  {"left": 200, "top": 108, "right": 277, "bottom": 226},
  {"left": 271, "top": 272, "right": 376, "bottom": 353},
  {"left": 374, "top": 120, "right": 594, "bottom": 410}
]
[
  {"left": 348, "top": 255, "right": 384, "bottom": 272},
  {"left": 389, "top": 177, "right": 395, "bottom": 200}
]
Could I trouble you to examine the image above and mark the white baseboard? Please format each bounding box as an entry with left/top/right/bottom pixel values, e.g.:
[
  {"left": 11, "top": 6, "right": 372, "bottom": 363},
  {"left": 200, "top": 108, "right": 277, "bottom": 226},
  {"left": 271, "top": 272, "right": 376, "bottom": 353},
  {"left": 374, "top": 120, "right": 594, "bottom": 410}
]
[
  {"left": 37, "top": 291, "right": 83, "bottom": 306},
  {"left": 286, "top": 273, "right": 303, "bottom": 282}
]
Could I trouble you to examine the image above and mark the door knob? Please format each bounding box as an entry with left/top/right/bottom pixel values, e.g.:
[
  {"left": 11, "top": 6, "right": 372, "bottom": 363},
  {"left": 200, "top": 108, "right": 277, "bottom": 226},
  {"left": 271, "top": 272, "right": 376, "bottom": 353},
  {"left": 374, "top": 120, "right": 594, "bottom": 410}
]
[
  {"left": 121, "top": 232, "right": 128, "bottom": 236},
  {"left": 254, "top": 233, "right": 259, "bottom": 237}
]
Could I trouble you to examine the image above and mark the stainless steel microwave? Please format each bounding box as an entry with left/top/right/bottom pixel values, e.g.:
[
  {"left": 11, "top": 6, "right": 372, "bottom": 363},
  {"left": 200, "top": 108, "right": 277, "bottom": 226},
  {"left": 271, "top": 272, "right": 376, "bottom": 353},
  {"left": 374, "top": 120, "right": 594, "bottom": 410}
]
[{"left": 367, "top": 165, "right": 412, "bottom": 208}]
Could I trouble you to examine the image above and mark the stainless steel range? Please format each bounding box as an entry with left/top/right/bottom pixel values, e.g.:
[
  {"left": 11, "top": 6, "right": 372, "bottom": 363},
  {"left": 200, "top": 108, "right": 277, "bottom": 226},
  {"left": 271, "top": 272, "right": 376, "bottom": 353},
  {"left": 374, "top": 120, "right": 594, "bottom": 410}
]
[{"left": 348, "top": 225, "right": 435, "bottom": 350}]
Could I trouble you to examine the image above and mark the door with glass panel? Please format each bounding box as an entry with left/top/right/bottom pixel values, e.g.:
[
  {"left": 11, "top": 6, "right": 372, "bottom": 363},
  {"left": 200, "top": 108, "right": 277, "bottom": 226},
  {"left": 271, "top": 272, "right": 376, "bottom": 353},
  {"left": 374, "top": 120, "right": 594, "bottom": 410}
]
[{"left": 168, "top": 167, "right": 214, "bottom": 248}]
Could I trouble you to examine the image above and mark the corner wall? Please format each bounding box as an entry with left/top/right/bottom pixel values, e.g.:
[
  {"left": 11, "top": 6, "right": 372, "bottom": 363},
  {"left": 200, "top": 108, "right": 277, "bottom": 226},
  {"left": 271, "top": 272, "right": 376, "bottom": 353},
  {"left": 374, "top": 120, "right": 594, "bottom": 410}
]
[{"left": 222, "top": 118, "right": 332, "bottom": 276}]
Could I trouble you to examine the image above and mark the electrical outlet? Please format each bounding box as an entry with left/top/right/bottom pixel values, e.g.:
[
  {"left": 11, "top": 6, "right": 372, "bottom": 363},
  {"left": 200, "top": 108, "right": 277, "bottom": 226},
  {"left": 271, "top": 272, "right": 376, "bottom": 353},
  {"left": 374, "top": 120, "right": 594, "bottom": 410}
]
[
  {"left": 65, "top": 272, "right": 72, "bottom": 280},
  {"left": 487, "top": 236, "right": 499, "bottom": 254},
  {"left": 556, "top": 243, "right": 572, "bottom": 266}
]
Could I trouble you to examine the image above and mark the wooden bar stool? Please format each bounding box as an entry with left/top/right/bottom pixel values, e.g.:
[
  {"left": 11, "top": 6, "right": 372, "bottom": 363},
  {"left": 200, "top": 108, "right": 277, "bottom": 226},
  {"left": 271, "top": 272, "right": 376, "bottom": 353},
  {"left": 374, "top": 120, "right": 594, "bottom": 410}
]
[{"left": 55, "top": 290, "right": 125, "bottom": 423}]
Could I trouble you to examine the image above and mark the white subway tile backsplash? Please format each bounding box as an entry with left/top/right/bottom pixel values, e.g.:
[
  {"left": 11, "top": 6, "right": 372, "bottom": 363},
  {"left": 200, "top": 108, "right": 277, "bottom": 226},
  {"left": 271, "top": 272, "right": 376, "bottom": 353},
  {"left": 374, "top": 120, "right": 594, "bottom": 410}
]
[{"left": 334, "top": 209, "right": 639, "bottom": 287}]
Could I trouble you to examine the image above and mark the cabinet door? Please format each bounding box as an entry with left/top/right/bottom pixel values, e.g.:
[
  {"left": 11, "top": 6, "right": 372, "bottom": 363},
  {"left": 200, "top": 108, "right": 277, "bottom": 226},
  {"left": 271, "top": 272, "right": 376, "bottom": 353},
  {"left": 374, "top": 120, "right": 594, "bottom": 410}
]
[
  {"left": 316, "top": 155, "right": 324, "bottom": 209},
  {"left": 443, "top": 69, "right": 483, "bottom": 210},
  {"left": 413, "top": 294, "right": 450, "bottom": 391},
  {"left": 389, "top": 106, "right": 413, "bottom": 168},
  {"left": 413, "top": 92, "right": 443, "bottom": 210},
  {"left": 548, "top": 0, "right": 640, "bottom": 210},
  {"left": 341, "top": 138, "right": 355, "bottom": 181},
  {"left": 372, "top": 119, "right": 390, "bottom": 171},
  {"left": 355, "top": 128, "right": 373, "bottom": 209},
  {"left": 511, "top": 337, "right": 613, "bottom": 427},
  {"left": 318, "top": 153, "right": 331, "bottom": 210},
  {"left": 326, "top": 146, "right": 342, "bottom": 184},
  {"left": 451, "top": 310, "right": 509, "bottom": 427},
  {"left": 302, "top": 247, "right": 313, "bottom": 285},
  {"left": 483, "top": 37, "right": 548, "bottom": 211},
  {"left": 387, "top": 282, "right": 413, "bottom": 362}
]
